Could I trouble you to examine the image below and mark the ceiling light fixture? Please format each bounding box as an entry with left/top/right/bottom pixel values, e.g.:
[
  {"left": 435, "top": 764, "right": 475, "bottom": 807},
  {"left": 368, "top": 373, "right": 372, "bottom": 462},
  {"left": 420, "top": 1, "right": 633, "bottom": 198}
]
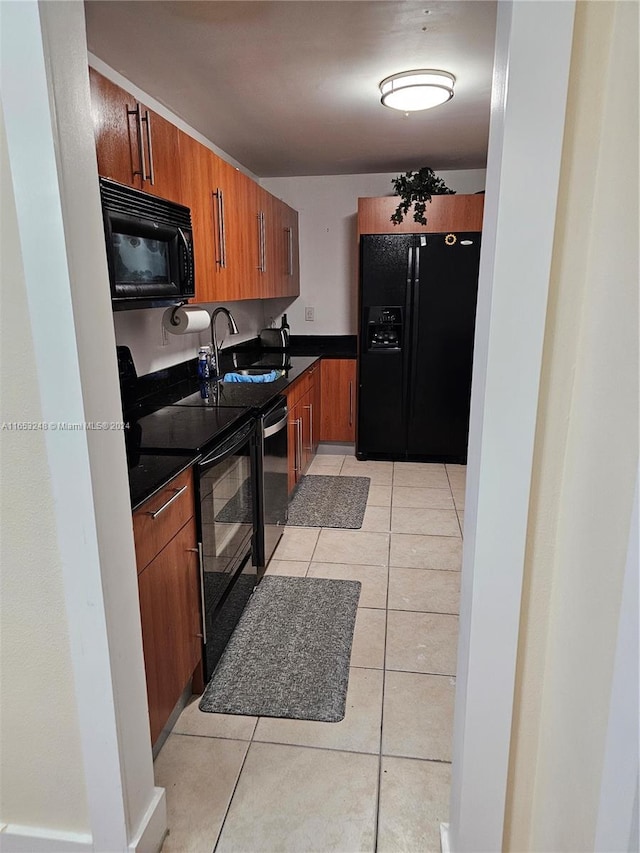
[{"left": 379, "top": 69, "right": 455, "bottom": 112}]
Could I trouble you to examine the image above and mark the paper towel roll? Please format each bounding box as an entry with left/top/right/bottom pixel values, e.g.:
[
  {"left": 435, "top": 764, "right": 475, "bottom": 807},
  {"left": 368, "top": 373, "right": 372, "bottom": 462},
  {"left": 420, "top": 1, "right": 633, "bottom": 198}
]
[{"left": 162, "top": 306, "right": 210, "bottom": 335}]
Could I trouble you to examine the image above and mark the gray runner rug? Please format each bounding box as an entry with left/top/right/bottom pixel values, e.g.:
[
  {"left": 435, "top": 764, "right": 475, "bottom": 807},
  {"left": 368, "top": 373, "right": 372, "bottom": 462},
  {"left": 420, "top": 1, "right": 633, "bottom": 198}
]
[
  {"left": 199, "top": 576, "right": 361, "bottom": 722},
  {"left": 287, "top": 475, "right": 370, "bottom": 528}
]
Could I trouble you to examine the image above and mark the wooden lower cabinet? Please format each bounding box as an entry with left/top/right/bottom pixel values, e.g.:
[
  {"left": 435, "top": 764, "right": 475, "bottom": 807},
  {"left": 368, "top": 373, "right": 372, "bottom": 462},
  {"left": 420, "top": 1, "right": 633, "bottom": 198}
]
[
  {"left": 320, "top": 359, "right": 357, "bottom": 442},
  {"left": 133, "top": 469, "right": 202, "bottom": 746},
  {"left": 285, "top": 361, "right": 320, "bottom": 493}
]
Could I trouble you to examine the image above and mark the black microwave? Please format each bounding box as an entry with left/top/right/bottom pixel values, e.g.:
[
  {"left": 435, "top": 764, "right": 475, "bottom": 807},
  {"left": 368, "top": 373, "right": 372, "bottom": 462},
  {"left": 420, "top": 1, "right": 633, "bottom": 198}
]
[{"left": 99, "top": 178, "right": 195, "bottom": 310}]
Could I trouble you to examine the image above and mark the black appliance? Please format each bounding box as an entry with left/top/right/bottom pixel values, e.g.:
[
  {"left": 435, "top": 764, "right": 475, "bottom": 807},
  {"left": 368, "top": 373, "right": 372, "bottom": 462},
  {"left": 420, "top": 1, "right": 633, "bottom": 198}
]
[
  {"left": 195, "top": 419, "right": 258, "bottom": 678},
  {"left": 358, "top": 232, "right": 481, "bottom": 463},
  {"left": 254, "top": 397, "right": 289, "bottom": 572},
  {"left": 100, "top": 178, "right": 195, "bottom": 309},
  {"left": 169, "top": 386, "right": 289, "bottom": 575}
]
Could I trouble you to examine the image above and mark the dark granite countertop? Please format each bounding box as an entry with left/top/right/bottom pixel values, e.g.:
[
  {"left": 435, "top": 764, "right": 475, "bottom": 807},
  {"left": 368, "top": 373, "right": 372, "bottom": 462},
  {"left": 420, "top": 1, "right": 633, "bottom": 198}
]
[
  {"left": 128, "top": 453, "right": 199, "bottom": 513},
  {"left": 171, "top": 355, "right": 319, "bottom": 411},
  {"left": 121, "top": 340, "right": 355, "bottom": 509},
  {"left": 286, "top": 335, "right": 356, "bottom": 358},
  {"left": 124, "top": 356, "right": 322, "bottom": 508}
]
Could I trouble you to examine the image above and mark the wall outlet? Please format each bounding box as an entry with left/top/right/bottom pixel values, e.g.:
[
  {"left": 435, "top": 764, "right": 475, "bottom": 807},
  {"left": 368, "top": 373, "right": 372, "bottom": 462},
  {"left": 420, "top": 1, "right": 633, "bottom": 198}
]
[{"left": 305, "top": 306, "right": 315, "bottom": 321}]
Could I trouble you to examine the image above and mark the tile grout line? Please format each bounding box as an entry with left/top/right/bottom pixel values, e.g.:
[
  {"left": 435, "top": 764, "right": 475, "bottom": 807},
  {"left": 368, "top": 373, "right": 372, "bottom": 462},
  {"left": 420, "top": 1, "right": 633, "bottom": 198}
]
[
  {"left": 373, "top": 462, "right": 396, "bottom": 853},
  {"left": 211, "top": 457, "right": 335, "bottom": 852},
  {"left": 210, "top": 733, "right": 254, "bottom": 853}
]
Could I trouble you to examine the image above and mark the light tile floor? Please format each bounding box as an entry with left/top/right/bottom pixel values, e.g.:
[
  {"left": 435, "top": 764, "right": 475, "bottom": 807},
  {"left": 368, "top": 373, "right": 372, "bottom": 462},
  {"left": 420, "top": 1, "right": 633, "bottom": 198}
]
[{"left": 157, "top": 455, "right": 465, "bottom": 853}]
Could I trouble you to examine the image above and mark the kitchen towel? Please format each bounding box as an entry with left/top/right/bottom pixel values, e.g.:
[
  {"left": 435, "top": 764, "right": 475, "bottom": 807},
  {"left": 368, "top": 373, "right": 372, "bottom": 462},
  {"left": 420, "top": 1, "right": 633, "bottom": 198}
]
[
  {"left": 222, "top": 370, "right": 283, "bottom": 383},
  {"left": 162, "top": 305, "right": 210, "bottom": 335}
]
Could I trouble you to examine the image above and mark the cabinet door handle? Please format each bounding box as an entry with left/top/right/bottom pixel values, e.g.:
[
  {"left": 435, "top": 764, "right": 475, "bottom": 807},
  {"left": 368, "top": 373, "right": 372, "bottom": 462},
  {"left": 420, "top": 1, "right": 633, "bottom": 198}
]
[
  {"left": 304, "top": 403, "right": 313, "bottom": 451},
  {"left": 127, "top": 102, "right": 147, "bottom": 182},
  {"left": 292, "top": 417, "right": 299, "bottom": 473},
  {"left": 349, "top": 381, "right": 353, "bottom": 426},
  {"left": 146, "top": 484, "right": 187, "bottom": 519},
  {"left": 141, "top": 109, "right": 155, "bottom": 185},
  {"left": 257, "top": 211, "right": 266, "bottom": 272},
  {"left": 197, "top": 542, "right": 207, "bottom": 644},
  {"left": 213, "top": 189, "right": 227, "bottom": 269},
  {"left": 297, "top": 417, "right": 303, "bottom": 472},
  {"left": 286, "top": 227, "right": 293, "bottom": 276}
]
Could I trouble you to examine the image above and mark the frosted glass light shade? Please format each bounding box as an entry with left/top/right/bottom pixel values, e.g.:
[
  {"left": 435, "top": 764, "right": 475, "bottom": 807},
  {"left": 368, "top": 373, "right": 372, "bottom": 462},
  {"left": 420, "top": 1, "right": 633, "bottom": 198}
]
[{"left": 379, "top": 70, "right": 455, "bottom": 112}]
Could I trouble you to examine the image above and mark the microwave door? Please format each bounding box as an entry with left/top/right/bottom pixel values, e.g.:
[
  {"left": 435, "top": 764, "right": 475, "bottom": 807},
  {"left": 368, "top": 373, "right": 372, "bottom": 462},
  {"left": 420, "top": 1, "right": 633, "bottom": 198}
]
[{"left": 108, "top": 215, "right": 180, "bottom": 300}]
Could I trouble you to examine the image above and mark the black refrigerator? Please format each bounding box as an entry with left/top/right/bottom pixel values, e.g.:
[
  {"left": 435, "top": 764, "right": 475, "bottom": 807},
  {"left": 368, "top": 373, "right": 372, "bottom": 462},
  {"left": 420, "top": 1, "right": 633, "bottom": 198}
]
[{"left": 357, "top": 232, "right": 481, "bottom": 463}]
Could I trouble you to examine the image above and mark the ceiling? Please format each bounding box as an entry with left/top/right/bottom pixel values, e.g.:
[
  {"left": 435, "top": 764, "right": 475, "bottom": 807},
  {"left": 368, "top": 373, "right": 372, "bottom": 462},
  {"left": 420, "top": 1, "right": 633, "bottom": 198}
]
[{"left": 84, "top": 1, "right": 497, "bottom": 178}]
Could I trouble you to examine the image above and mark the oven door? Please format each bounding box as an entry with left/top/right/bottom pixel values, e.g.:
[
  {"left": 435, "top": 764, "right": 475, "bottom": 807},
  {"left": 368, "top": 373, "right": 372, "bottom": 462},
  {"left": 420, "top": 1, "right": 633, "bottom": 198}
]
[{"left": 196, "top": 419, "right": 257, "bottom": 678}]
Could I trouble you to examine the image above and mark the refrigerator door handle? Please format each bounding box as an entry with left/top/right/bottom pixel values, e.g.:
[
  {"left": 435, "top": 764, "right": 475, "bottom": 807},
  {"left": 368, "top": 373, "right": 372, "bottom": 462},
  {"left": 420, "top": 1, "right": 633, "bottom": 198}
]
[
  {"left": 409, "top": 244, "right": 422, "bottom": 419},
  {"left": 401, "top": 245, "right": 415, "bottom": 430}
]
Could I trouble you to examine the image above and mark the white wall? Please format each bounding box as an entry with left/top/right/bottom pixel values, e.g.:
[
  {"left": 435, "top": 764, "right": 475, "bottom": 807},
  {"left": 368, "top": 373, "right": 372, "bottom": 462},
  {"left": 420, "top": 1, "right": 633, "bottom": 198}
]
[
  {"left": 0, "top": 104, "right": 91, "bottom": 843},
  {"left": 262, "top": 170, "right": 486, "bottom": 336},
  {"left": 504, "top": 1, "right": 639, "bottom": 849},
  {"left": 113, "top": 300, "right": 267, "bottom": 376},
  {"left": 1, "top": 3, "right": 166, "bottom": 849}
]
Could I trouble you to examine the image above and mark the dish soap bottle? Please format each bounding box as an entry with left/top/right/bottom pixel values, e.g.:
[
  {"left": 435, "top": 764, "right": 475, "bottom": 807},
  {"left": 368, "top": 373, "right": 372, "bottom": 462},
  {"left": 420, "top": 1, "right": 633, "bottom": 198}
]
[
  {"left": 280, "top": 314, "right": 290, "bottom": 349},
  {"left": 197, "top": 346, "right": 211, "bottom": 380}
]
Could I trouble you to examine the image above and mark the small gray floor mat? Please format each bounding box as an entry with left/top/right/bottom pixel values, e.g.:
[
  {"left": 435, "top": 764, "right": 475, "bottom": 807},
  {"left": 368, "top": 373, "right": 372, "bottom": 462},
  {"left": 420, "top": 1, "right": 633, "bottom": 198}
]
[{"left": 287, "top": 475, "right": 370, "bottom": 528}]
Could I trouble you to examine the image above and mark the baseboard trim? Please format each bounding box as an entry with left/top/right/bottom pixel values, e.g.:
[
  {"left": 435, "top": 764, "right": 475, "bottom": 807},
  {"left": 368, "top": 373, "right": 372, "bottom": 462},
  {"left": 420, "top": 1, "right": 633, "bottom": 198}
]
[
  {"left": 316, "top": 442, "right": 355, "bottom": 456},
  {"left": 128, "top": 786, "right": 167, "bottom": 853},
  {"left": 0, "top": 788, "right": 166, "bottom": 853},
  {"left": 440, "top": 822, "right": 451, "bottom": 853},
  {"left": 0, "top": 824, "right": 92, "bottom": 852}
]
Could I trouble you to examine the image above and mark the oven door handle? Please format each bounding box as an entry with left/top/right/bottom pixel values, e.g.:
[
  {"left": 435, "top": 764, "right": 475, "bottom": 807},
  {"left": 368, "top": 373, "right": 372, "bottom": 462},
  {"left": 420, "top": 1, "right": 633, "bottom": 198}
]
[
  {"left": 199, "top": 421, "right": 254, "bottom": 470},
  {"left": 263, "top": 410, "right": 288, "bottom": 438}
]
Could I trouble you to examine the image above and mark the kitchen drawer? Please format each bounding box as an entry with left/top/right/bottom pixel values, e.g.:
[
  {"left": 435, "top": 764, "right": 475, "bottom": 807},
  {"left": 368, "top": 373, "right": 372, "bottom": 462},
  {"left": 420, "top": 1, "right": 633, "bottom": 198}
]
[
  {"left": 133, "top": 467, "right": 194, "bottom": 573},
  {"left": 286, "top": 362, "right": 318, "bottom": 406}
]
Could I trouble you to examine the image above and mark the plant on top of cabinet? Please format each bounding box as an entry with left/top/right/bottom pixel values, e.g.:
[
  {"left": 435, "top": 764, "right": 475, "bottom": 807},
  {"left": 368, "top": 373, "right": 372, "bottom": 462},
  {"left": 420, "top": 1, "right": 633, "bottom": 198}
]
[{"left": 390, "top": 167, "right": 456, "bottom": 226}]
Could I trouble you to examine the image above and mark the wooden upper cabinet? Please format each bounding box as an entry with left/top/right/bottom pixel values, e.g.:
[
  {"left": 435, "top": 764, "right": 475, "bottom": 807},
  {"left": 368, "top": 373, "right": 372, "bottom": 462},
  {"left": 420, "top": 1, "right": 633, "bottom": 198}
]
[
  {"left": 282, "top": 202, "right": 300, "bottom": 297},
  {"left": 178, "top": 131, "right": 216, "bottom": 300},
  {"left": 268, "top": 196, "right": 300, "bottom": 298},
  {"left": 262, "top": 189, "right": 280, "bottom": 299},
  {"left": 89, "top": 67, "right": 181, "bottom": 202},
  {"left": 210, "top": 154, "right": 256, "bottom": 301},
  {"left": 357, "top": 194, "right": 484, "bottom": 235},
  {"left": 89, "top": 67, "right": 142, "bottom": 189},
  {"left": 142, "top": 108, "right": 182, "bottom": 202},
  {"left": 88, "top": 67, "right": 300, "bottom": 302}
]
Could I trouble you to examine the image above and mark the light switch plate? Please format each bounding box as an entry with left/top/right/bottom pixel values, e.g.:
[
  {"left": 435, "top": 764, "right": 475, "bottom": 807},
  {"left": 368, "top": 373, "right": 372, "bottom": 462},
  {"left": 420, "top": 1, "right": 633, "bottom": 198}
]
[{"left": 305, "top": 307, "right": 315, "bottom": 321}]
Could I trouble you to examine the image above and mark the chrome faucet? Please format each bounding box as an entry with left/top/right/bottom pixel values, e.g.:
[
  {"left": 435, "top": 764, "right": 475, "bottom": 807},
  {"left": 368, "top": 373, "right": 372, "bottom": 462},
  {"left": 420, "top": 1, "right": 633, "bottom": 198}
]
[{"left": 210, "top": 307, "right": 239, "bottom": 377}]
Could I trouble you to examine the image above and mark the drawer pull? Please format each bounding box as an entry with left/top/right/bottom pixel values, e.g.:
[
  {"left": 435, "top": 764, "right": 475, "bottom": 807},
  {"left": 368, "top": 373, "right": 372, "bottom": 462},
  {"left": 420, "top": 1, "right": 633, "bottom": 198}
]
[
  {"left": 147, "top": 485, "right": 188, "bottom": 519},
  {"left": 185, "top": 547, "right": 199, "bottom": 552}
]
